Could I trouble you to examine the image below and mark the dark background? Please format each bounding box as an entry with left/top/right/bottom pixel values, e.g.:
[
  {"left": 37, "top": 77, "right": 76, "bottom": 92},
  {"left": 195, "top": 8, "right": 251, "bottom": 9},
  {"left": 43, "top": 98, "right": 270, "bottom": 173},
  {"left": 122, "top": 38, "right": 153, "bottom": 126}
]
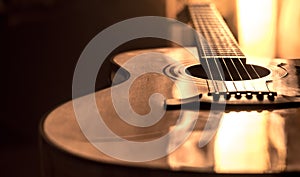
[{"left": 0, "top": 0, "right": 171, "bottom": 176}]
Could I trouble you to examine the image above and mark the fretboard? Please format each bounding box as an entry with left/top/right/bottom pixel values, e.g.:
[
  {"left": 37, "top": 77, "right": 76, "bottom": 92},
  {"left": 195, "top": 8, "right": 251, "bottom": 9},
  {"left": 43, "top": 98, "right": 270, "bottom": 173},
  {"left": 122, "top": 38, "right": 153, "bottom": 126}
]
[{"left": 188, "top": 4, "right": 245, "bottom": 59}]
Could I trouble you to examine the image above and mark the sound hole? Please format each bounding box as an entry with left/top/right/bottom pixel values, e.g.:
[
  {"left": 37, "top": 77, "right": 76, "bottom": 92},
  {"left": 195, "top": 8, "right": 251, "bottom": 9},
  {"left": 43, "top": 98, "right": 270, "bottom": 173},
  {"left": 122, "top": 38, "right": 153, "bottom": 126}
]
[{"left": 186, "top": 63, "right": 270, "bottom": 81}]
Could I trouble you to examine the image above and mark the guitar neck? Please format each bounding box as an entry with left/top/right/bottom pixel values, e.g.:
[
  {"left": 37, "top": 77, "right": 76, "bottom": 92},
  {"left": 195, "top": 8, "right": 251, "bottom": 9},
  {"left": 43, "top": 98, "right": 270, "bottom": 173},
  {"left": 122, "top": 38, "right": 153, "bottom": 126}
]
[{"left": 188, "top": 3, "right": 245, "bottom": 59}]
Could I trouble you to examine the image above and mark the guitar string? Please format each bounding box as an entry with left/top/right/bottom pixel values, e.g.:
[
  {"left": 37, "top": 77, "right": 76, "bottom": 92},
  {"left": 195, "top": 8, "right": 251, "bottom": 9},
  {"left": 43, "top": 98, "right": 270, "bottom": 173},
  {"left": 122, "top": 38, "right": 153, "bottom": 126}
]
[
  {"left": 189, "top": 6, "right": 218, "bottom": 93},
  {"left": 221, "top": 58, "right": 238, "bottom": 92},
  {"left": 191, "top": 5, "right": 231, "bottom": 94},
  {"left": 191, "top": 4, "right": 268, "bottom": 95},
  {"left": 208, "top": 4, "right": 258, "bottom": 93},
  {"left": 236, "top": 51, "right": 257, "bottom": 92},
  {"left": 225, "top": 27, "right": 264, "bottom": 92},
  {"left": 201, "top": 17, "right": 230, "bottom": 94},
  {"left": 206, "top": 16, "right": 239, "bottom": 93},
  {"left": 194, "top": 8, "right": 229, "bottom": 94},
  {"left": 213, "top": 5, "right": 257, "bottom": 92},
  {"left": 199, "top": 9, "right": 238, "bottom": 94},
  {"left": 250, "top": 64, "right": 261, "bottom": 78},
  {"left": 207, "top": 3, "right": 267, "bottom": 93},
  {"left": 190, "top": 6, "right": 228, "bottom": 94},
  {"left": 248, "top": 61, "right": 272, "bottom": 92}
]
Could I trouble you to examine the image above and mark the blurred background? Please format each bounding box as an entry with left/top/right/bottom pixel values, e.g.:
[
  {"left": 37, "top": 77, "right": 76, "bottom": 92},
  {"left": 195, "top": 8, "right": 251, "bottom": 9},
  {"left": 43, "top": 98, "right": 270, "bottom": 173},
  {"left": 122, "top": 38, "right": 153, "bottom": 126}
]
[{"left": 0, "top": 0, "right": 299, "bottom": 176}]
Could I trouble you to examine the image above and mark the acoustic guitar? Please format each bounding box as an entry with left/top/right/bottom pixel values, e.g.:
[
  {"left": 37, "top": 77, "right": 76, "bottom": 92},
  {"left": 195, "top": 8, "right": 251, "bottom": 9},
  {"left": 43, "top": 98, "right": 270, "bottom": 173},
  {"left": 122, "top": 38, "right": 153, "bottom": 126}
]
[{"left": 40, "top": 3, "right": 300, "bottom": 177}]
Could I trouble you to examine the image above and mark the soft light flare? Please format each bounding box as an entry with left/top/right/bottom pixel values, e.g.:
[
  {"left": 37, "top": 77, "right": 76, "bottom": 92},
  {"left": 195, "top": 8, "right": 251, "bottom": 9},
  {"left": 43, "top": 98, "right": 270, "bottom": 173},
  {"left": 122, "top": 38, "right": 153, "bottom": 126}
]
[{"left": 237, "top": 0, "right": 277, "bottom": 58}]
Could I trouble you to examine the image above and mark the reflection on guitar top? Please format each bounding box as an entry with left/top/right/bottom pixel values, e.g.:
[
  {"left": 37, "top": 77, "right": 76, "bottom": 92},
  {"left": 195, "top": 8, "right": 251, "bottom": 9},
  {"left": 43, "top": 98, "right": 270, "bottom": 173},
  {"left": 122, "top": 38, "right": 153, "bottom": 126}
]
[{"left": 168, "top": 110, "right": 288, "bottom": 173}]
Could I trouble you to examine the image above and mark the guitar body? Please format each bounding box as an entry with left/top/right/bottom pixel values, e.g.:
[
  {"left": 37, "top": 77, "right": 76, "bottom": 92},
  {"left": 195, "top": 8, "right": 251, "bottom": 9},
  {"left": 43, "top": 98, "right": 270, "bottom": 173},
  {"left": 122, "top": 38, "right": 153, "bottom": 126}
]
[
  {"left": 40, "top": 47, "right": 300, "bottom": 177},
  {"left": 40, "top": 3, "right": 300, "bottom": 177}
]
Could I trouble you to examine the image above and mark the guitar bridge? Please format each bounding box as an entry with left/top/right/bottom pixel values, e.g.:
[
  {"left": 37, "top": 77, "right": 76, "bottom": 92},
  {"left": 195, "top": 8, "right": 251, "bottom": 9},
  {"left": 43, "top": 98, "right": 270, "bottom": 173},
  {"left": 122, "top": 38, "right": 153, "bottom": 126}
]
[
  {"left": 165, "top": 91, "right": 278, "bottom": 111},
  {"left": 208, "top": 91, "right": 277, "bottom": 101}
]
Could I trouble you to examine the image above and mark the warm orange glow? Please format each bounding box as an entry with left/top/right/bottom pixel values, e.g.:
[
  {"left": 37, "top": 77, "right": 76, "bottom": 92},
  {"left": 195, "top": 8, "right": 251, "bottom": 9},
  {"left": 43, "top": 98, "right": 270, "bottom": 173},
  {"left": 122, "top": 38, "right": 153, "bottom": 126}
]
[
  {"left": 214, "top": 111, "right": 270, "bottom": 173},
  {"left": 166, "top": 109, "right": 287, "bottom": 173},
  {"left": 278, "top": 0, "right": 300, "bottom": 58},
  {"left": 237, "top": 0, "right": 277, "bottom": 58}
]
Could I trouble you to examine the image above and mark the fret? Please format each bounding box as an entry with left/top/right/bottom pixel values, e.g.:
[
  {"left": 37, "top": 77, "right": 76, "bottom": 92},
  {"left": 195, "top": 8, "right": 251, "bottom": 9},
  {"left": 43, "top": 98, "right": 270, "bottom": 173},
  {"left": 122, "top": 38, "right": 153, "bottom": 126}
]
[{"left": 188, "top": 4, "right": 245, "bottom": 58}]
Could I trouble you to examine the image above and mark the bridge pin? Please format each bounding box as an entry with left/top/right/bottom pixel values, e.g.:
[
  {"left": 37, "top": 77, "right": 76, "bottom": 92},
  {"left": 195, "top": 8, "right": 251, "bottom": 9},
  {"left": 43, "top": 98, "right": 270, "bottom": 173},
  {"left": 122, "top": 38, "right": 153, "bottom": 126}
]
[
  {"left": 257, "top": 92, "right": 264, "bottom": 101},
  {"left": 235, "top": 92, "right": 242, "bottom": 99},
  {"left": 246, "top": 92, "right": 253, "bottom": 99},
  {"left": 267, "top": 93, "right": 275, "bottom": 101},
  {"left": 225, "top": 92, "right": 231, "bottom": 100}
]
